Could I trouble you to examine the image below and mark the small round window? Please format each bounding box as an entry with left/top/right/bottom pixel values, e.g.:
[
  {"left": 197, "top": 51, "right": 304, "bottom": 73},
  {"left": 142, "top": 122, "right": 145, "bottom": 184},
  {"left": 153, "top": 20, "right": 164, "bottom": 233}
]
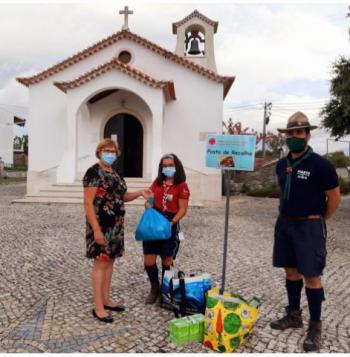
[{"left": 118, "top": 50, "right": 132, "bottom": 64}]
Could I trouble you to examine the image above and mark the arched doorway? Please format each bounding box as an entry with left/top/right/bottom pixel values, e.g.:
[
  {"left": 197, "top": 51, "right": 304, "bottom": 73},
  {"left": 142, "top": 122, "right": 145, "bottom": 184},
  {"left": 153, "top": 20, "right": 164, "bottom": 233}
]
[{"left": 104, "top": 113, "right": 143, "bottom": 177}]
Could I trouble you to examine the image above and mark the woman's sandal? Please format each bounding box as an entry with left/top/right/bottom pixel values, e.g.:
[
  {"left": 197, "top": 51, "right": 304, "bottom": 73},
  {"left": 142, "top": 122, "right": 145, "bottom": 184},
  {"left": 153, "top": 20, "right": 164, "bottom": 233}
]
[
  {"left": 103, "top": 304, "right": 125, "bottom": 312},
  {"left": 92, "top": 309, "right": 114, "bottom": 323}
]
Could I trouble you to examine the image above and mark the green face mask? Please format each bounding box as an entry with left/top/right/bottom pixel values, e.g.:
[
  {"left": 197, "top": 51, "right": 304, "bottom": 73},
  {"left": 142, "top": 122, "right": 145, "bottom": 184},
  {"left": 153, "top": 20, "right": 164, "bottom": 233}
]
[{"left": 286, "top": 137, "right": 307, "bottom": 153}]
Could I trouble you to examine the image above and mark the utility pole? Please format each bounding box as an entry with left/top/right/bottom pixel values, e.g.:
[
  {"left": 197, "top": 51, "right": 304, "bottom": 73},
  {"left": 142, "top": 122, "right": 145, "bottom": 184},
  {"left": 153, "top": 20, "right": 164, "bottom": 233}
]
[{"left": 262, "top": 102, "right": 272, "bottom": 157}]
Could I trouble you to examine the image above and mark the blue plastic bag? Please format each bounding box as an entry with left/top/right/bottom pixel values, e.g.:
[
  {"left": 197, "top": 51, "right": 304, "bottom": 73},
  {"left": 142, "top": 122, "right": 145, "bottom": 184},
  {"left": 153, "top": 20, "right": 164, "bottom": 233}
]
[{"left": 135, "top": 208, "right": 171, "bottom": 241}]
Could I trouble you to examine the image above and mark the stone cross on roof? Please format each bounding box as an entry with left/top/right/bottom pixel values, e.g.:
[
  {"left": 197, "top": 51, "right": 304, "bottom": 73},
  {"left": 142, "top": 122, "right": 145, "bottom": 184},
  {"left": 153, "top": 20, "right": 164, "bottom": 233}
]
[{"left": 119, "top": 6, "right": 133, "bottom": 31}]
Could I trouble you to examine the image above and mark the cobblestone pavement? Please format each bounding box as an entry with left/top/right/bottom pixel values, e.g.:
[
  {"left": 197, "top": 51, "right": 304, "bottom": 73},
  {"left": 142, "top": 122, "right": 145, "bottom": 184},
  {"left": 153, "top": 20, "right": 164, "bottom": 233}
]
[{"left": 0, "top": 183, "right": 349, "bottom": 353}]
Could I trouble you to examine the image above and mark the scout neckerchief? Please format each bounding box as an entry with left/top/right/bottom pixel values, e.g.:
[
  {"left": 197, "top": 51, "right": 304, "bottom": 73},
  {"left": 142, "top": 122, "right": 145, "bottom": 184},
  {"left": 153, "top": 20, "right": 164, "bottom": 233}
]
[
  {"left": 162, "top": 182, "right": 173, "bottom": 211},
  {"left": 284, "top": 147, "right": 313, "bottom": 201}
]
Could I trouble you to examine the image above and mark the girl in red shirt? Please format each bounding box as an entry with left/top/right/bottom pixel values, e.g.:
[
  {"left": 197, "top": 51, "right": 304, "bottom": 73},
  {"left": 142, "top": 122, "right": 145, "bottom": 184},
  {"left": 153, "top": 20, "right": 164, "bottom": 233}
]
[{"left": 143, "top": 153, "right": 190, "bottom": 304}]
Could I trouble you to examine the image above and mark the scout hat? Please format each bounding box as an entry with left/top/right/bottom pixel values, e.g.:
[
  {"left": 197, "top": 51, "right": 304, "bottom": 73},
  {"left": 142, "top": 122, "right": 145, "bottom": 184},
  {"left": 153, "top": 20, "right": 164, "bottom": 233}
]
[{"left": 277, "top": 111, "right": 318, "bottom": 133}]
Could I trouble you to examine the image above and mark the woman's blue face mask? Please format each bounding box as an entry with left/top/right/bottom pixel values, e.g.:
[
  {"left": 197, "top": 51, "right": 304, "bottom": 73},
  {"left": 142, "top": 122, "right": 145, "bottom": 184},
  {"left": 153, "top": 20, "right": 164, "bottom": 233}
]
[
  {"left": 101, "top": 152, "right": 117, "bottom": 165},
  {"left": 162, "top": 166, "right": 176, "bottom": 178}
]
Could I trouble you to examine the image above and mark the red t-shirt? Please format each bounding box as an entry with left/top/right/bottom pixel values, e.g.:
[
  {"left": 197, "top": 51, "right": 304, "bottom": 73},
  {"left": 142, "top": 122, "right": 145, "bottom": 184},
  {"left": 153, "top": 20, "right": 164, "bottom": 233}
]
[{"left": 150, "top": 180, "right": 190, "bottom": 213}]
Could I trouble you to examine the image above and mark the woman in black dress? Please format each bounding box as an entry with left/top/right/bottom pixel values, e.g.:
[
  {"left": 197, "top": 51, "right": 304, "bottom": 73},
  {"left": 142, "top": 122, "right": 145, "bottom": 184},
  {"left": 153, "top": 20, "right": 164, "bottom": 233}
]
[{"left": 83, "top": 139, "right": 151, "bottom": 323}]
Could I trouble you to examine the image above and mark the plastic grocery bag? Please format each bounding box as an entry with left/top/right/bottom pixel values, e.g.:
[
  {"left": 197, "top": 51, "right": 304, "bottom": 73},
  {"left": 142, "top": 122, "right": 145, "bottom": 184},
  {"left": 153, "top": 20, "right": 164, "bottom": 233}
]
[
  {"left": 203, "top": 288, "right": 261, "bottom": 353},
  {"left": 135, "top": 208, "right": 171, "bottom": 241}
]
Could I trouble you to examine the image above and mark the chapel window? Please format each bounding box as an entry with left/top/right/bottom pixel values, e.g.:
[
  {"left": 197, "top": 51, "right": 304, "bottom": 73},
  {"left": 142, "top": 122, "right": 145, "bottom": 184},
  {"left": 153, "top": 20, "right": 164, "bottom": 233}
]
[{"left": 118, "top": 50, "right": 132, "bottom": 64}]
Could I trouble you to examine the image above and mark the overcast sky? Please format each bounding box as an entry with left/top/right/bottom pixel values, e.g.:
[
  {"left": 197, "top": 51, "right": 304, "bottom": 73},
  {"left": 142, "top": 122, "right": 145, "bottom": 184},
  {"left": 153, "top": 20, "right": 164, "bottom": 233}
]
[{"left": 0, "top": 1, "right": 350, "bottom": 153}]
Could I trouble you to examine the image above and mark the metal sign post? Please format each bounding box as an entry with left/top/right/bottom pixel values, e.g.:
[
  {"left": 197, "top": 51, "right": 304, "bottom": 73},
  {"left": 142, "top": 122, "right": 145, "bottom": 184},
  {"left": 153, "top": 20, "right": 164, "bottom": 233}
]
[
  {"left": 205, "top": 134, "right": 256, "bottom": 294},
  {"left": 221, "top": 169, "right": 231, "bottom": 293}
]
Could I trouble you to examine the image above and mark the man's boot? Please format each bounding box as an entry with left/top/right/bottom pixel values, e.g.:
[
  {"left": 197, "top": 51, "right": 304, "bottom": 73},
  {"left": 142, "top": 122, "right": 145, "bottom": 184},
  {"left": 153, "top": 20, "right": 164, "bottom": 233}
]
[
  {"left": 270, "top": 306, "right": 303, "bottom": 330},
  {"left": 145, "top": 282, "right": 160, "bottom": 304},
  {"left": 303, "top": 320, "right": 322, "bottom": 351}
]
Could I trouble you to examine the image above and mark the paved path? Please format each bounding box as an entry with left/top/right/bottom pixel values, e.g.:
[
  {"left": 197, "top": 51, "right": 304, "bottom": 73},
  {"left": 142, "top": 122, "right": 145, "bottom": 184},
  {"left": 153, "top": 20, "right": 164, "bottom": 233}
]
[{"left": 0, "top": 183, "right": 349, "bottom": 352}]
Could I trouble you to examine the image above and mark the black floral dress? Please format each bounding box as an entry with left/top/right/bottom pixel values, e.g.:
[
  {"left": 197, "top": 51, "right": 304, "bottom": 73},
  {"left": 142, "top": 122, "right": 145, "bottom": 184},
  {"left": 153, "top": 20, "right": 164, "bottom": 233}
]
[{"left": 83, "top": 163, "right": 127, "bottom": 261}]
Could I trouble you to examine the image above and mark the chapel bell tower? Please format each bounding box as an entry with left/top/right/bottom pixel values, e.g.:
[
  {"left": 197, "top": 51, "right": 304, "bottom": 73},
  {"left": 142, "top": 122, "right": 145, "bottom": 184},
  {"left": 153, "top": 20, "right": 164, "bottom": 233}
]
[{"left": 172, "top": 10, "right": 218, "bottom": 73}]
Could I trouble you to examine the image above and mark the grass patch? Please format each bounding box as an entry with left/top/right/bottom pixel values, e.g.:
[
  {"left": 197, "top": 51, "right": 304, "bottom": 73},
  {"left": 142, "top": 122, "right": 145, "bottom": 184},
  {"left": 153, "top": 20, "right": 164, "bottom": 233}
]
[
  {"left": 4, "top": 165, "right": 27, "bottom": 172},
  {"left": 0, "top": 177, "right": 26, "bottom": 185}
]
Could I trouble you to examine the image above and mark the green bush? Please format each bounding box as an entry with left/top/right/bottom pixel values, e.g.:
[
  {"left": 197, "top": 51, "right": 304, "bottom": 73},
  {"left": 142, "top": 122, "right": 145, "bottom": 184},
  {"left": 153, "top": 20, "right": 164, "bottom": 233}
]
[
  {"left": 240, "top": 183, "right": 250, "bottom": 193},
  {"left": 4, "top": 165, "right": 27, "bottom": 171},
  {"left": 0, "top": 177, "right": 26, "bottom": 185},
  {"left": 339, "top": 177, "right": 350, "bottom": 195},
  {"left": 240, "top": 177, "right": 350, "bottom": 197},
  {"left": 326, "top": 151, "right": 350, "bottom": 168},
  {"left": 242, "top": 183, "right": 281, "bottom": 198}
]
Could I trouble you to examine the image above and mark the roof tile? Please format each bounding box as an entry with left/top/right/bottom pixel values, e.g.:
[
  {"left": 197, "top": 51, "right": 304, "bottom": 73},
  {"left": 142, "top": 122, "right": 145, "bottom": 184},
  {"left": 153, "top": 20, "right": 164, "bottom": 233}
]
[
  {"left": 53, "top": 58, "right": 176, "bottom": 101},
  {"left": 17, "top": 29, "right": 234, "bottom": 98},
  {"left": 172, "top": 10, "right": 218, "bottom": 34}
]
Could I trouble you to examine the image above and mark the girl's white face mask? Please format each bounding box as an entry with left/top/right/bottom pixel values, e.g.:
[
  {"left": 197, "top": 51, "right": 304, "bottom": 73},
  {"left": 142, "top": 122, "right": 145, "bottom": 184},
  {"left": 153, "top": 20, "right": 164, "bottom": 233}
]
[{"left": 162, "top": 167, "right": 176, "bottom": 178}]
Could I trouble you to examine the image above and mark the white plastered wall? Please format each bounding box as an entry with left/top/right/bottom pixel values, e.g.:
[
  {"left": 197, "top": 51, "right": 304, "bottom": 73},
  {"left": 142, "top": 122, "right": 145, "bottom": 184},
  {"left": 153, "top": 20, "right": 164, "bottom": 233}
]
[
  {"left": 174, "top": 18, "right": 217, "bottom": 73},
  {"left": 0, "top": 109, "right": 14, "bottom": 165},
  {"left": 25, "top": 36, "right": 227, "bottom": 200}
]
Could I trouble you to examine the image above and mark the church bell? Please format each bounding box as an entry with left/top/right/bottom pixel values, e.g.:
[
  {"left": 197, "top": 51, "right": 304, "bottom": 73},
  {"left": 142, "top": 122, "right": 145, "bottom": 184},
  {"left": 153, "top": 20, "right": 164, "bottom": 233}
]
[{"left": 188, "top": 38, "right": 201, "bottom": 55}]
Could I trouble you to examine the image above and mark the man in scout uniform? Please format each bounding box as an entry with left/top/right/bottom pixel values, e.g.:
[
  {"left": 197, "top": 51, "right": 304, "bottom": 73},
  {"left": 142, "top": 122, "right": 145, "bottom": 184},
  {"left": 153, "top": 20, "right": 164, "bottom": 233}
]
[{"left": 270, "top": 112, "right": 341, "bottom": 351}]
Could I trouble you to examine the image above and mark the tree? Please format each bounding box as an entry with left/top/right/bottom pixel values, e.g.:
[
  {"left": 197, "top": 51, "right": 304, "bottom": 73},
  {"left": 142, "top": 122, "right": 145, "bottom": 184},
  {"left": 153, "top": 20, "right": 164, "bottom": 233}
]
[
  {"left": 321, "top": 9, "right": 350, "bottom": 139},
  {"left": 22, "top": 135, "right": 28, "bottom": 156},
  {"left": 265, "top": 131, "right": 286, "bottom": 157},
  {"left": 222, "top": 119, "right": 286, "bottom": 157},
  {"left": 13, "top": 136, "right": 22, "bottom": 150},
  {"left": 327, "top": 151, "right": 350, "bottom": 168},
  {"left": 321, "top": 57, "right": 350, "bottom": 138},
  {"left": 13, "top": 135, "right": 28, "bottom": 155},
  {"left": 222, "top": 118, "right": 263, "bottom": 146}
]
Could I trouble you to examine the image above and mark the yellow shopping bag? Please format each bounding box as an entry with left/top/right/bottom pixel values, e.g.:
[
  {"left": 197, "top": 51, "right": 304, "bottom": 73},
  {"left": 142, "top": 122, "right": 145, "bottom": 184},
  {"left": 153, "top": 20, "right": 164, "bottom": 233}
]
[{"left": 203, "top": 289, "right": 261, "bottom": 353}]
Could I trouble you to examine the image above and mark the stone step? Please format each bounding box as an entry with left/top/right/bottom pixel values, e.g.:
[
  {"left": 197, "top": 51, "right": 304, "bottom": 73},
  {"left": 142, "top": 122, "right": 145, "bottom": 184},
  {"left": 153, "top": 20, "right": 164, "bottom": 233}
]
[
  {"left": 51, "top": 179, "right": 152, "bottom": 191},
  {"left": 45, "top": 183, "right": 151, "bottom": 193},
  {"left": 27, "top": 192, "right": 150, "bottom": 199},
  {"left": 12, "top": 196, "right": 203, "bottom": 207},
  {"left": 11, "top": 177, "right": 203, "bottom": 206},
  {"left": 12, "top": 197, "right": 84, "bottom": 204},
  {"left": 76, "top": 176, "right": 151, "bottom": 182},
  {"left": 30, "top": 191, "right": 84, "bottom": 198},
  {"left": 12, "top": 196, "right": 146, "bottom": 205},
  {"left": 39, "top": 185, "right": 153, "bottom": 196}
]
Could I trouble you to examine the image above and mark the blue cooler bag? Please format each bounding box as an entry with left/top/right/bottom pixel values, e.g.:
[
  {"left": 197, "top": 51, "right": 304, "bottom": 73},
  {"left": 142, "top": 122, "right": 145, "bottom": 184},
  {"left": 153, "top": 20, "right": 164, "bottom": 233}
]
[
  {"left": 135, "top": 208, "right": 171, "bottom": 241},
  {"left": 161, "top": 270, "right": 212, "bottom": 317}
]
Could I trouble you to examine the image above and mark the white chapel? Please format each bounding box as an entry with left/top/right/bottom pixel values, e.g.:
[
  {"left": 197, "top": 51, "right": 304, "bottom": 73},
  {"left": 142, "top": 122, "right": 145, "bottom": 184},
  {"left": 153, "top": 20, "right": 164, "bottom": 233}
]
[{"left": 16, "top": 8, "right": 235, "bottom": 203}]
